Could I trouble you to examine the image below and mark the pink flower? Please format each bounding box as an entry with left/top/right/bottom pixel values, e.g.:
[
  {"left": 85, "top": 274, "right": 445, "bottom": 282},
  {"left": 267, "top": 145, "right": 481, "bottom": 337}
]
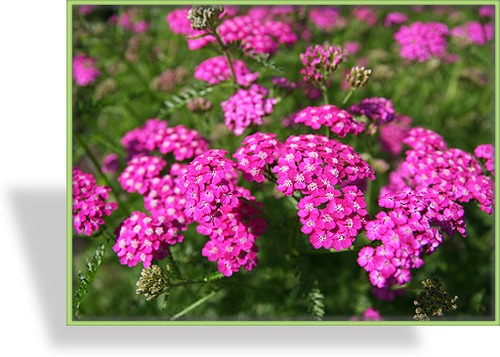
[
  {"left": 352, "top": 6, "right": 378, "bottom": 26},
  {"left": 194, "top": 56, "right": 259, "bottom": 87},
  {"left": 474, "top": 144, "right": 495, "bottom": 175},
  {"left": 73, "top": 54, "right": 100, "bottom": 86},
  {"left": 72, "top": 167, "right": 118, "bottom": 236},
  {"left": 102, "top": 153, "right": 120, "bottom": 174},
  {"left": 113, "top": 211, "right": 184, "bottom": 268},
  {"left": 348, "top": 97, "right": 395, "bottom": 124},
  {"left": 300, "top": 44, "right": 346, "bottom": 85},
  {"left": 394, "top": 22, "right": 449, "bottom": 62},
  {"left": 451, "top": 21, "right": 494, "bottom": 46},
  {"left": 308, "top": 7, "right": 346, "bottom": 32},
  {"left": 221, "top": 84, "right": 276, "bottom": 136},
  {"left": 118, "top": 155, "right": 166, "bottom": 195},
  {"left": 384, "top": 12, "right": 408, "bottom": 28},
  {"left": 294, "top": 104, "right": 365, "bottom": 137}
]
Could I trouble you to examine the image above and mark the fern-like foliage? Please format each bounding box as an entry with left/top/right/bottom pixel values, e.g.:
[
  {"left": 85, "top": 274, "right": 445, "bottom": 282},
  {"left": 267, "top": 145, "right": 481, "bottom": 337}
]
[
  {"left": 72, "top": 241, "right": 108, "bottom": 319},
  {"left": 158, "top": 82, "right": 214, "bottom": 117},
  {"left": 307, "top": 286, "right": 325, "bottom": 321}
]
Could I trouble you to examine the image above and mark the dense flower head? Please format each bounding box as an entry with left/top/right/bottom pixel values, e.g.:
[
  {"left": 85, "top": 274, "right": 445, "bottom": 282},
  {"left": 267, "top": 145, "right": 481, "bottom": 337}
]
[
  {"left": 187, "top": 5, "right": 224, "bottom": 31},
  {"left": 298, "top": 185, "right": 369, "bottom": 251},
  {"left": 217, "top": 15, "right": 297, "bottom": 55},
  {"left": 352, "top": 6, "right": 378, "bottom": 26},
  {"left": 379, "top": 128, "right": 495, "bottom": 215},
  {"left": 359, "top": 186, "right": 466, "bottom": 288},
  {"left": 221, "top": 84, "right": 276, "bottom": 136},
  {"left": 348, "top": 97, "right": 396, "bottom": 124},
  {"left": 166, "top": 8, "right": 197, "bottom": 34},
  {"left": 384, "top": 12, "right": 408, "bottom": 28},
  {"left": 479, "top": 5, "right": 495, "bottom": 18},
  {"left": 113, "top": 211, "right": 184, "bottom": 268},
  {"left": 73, "top": 167, "right": 118, "bottom": 236},
  {"left": 102, "top": 153, "right": 120, "bottom": 174},
  {"left": 308, "top": 7, "right": 346, "bottom": 32},
  {"left": 272, "top": 134, "right": 375, "bottom": 197},
  {"left": 451, "top": 21, "right": 494, "bottom": 46},
  {"left": 118, "top": 155, "right": 166, "bottom": 195},
  {"left": 177, "top": 149, "right": 240, "bottom": 223},
  {"left": 271, "top": 76, "right": 297, "bottom": 92},
  {"left": 346, "top": 66, "right": 372, "bottom": 89},
  {"left": 233, "top": 132, "right": 282, "bottom": 183},
  {"left": 73, "top": 54, "right": 100, "bottom": 87},
  {"left": 178, "top": 149, "right": 267, "bottom": 276},
  {"left": 474, "top": 144, "right": 495, "bottom": 176},
  {"left": 194, "top": 56, "right": 259, "bottom": 87},
  {"left": 300, "top": 44, "right": 346, "bottom": 85},
  {"left": 394, "top": 21, "right": 450, "bottom": 62},
  {"left": 143, "top": 163, "right": 192, "bottom": 226},
  {"left": 294, "top": 105, "right": 365, "bottom": 137},
  {"left": 379, "top": 114, "right": 413, "bottom": 156},
  {"left": 121, "top": 119, "right": 210, "bottom": 161}
]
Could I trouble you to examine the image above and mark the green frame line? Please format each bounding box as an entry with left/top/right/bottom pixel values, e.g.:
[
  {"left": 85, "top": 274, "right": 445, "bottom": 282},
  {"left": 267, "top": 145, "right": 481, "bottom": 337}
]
[{"left": 67, "top": 0, "right": 499, "bottom": 326}]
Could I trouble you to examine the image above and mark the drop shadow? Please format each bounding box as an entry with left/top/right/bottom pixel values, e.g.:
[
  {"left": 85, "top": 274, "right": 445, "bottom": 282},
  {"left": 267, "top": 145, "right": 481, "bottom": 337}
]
[{"left": 10, "top": 186, "right": 419, "bottom": 349}]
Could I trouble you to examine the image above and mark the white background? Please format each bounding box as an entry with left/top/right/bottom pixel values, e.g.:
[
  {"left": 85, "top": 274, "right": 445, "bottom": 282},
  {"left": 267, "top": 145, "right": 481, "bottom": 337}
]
[{"left": 0, "top": 0, "right": 498, "bottom": 355}]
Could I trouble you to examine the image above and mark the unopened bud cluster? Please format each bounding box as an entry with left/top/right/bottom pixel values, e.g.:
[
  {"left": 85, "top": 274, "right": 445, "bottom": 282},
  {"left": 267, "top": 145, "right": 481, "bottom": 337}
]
[
  {"left": 347, "top": 66, "right": 372, "bottom": 89},
  {"left": 413, "top": 277, "right": 458, "bottom": 321},
  {"left": 136, "top": 265, "right": 169, "bottom": 301},
  {"left": 187, "top": 5, "right": 224, "bottom": 31}
]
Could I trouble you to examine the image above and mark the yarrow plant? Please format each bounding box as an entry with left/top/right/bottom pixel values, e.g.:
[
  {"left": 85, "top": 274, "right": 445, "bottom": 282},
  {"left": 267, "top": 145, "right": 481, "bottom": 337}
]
[{"left": 72, "top": 4, "right": 495, "bottom": 322}]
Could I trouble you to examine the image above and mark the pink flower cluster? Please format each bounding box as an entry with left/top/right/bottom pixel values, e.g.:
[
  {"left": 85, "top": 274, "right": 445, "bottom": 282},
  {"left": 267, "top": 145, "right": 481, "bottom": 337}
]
[
  {"left": 379, "top": 114, "right": 413, "bottom": 156},
  {"left": 359, "top": 186, "right": 466, "bottom": 288},
  {"left": 121, "top": 118, "right": 210, "bottom": 161},
  {"left": 300, "top": 44, "right": 346, "bottom": 84},
  {"left": 233, "top": 132, "right": 281, "bottom": 183},
  {"left": 451, "top": 21, "right": 494, "bottom": 46},
  {"left": 401, "top": 128, "right": 495, "bottom": 214},
  {"left": 384, "top": 12, "right": 408, "bottom": 28},
  {"left": 73, "top": 54, "right": 100, "bottom": 87},
  {"left": 308, "top": 7, "right": 346, "bottom": 32},
  {"left": 165, "top": 7, "right": 218, "bottom": 50},
  {"left": 177, "top": 149, "right": 267, "bottom": 276},
  {"left": 143, "top": 163, "right": 191, "bottom": 226},
  {"left": 118, "top": 155, "right": 166, "bottom": 195},
  {"left": 294, "top": 104, "right": 365, "bottom": 137},
  {"left": 474, "top": 144, "right": 495, "bottom": 176},
  {"left": 298, "top": 185, "right": 368, "bottom": 250},
  {"left": 72, "top": 167, "right": 118, "bottom": 236},
  {"left": 111, "top": 9, "right": 150, "bottom": 33},
  {"left": 113, "top": 211, "right": 184, "bottom": 268},
  {"left": 272, "top": 134, "right": 375, "bottom": 197},
  {"left": 348, "top": 97, "right": 396, "bottom": 124},
  {"left": 218, "top": 15, "right": 297, "bottom": 54},
  {"left": 194, "top": 56, "right": 259, "bottom": 87},
  {"left": 352, "top": 6, "right": 378, "bottom": 26},
  {"left": 394, "top": 21, "right": 450, "bottom": 62},
  {"left": 221, "top": 84, "right": 276, "bottom": 136}
]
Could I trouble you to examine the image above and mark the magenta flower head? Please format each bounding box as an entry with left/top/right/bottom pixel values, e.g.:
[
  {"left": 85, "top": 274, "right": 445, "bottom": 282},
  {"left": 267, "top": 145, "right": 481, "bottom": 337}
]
[
  {"left": 474, "top": 144, "right": 495, "bottom": 176},
  {"left": 348, "top": 97, "right": 396, "bottom": 125},
  {"left": 394, "top": 21, "right": 449, "bottom": 62},
  {"left": 294, "top": 104, "right": 365, "bottom": 137},
  {"left": 72, "top": 167, "right": 118, "bottom": 236},
  {"left": 384, "top": 12, "right": 408, "bottom": 28},
  {"left": 177, "top": 149, "right": 267, "bottom": 276},
  {"left": 118, "top": 155, "right": 166, "bottom": 195},
  {"left": 308, "top": 7, "right": 346, "bottom": 32},
  {"left": 102, "top": 153, "right": 120, "bottom": 174},
  {"left": 300, "top": 44, "right": 346, "bottom": 87},
  {"left": 73, "top": 54, "right": 100, "bottom": 87},
  {"left": 451, "top": 21, "right": 494, "bottom": 46},
  {"left": 113, "top": 211, "right": 184, "bottom": 268},
  {"left": 352, "top": 6, "right": 378, "bottom": 26},
  {"left": 221, "top": 84, "right": 276, "bottom": 136},
  {"left": 194, "top": 56, "right": 259, "bottom": 87},
  {"left": 233, "top": 132, "right": 282, "bottom": 183}
]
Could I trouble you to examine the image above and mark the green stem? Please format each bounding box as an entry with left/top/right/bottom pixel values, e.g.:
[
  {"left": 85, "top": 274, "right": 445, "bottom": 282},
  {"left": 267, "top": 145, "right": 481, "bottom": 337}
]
[
  {"left": 169, "top": 291, "right": 218, "bottom": 321},
  {"left": 210, "top": 28, "right": 238, "bottom": 87},
  {"left": 341, "top": 88, "right": 356, "bottom": 107},
  {"left": 320, "top": 84, "right": 329, "bottom": 105}
]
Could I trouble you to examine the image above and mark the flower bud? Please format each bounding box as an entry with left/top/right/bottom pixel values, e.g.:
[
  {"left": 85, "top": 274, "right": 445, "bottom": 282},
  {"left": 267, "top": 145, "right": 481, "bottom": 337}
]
[
  {"left": 187, "top": 5, "right": 224, "bottom": 31},
  {"left": 136, "top": 265, "right": 169, "bottom": 301},
  {"left": 347, "top": 66, "right": 372, "bottom": 89}
]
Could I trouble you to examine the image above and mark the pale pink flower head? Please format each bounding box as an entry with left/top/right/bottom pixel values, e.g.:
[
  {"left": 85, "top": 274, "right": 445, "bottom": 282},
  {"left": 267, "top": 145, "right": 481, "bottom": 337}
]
[
  {"left": 221, "top": 84, "right": 276, "bottom": 136},
  {"left": 194, "top": 56, "right": 259, "bottom": 87},
  {"left": 308, "top": 7, "right": 346, "bottom": 32},
  {"left": 73, "top": 54, "right": 100, "bottom": 87},
  {"left": 384, "top": 12, "right": 408, "bottom": 28},
  {"left": 352, "top": 6, "right": 378, "bottom": 26},
  {"left": 394, "top": 22, "right": 450, "bottom": 62}
]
